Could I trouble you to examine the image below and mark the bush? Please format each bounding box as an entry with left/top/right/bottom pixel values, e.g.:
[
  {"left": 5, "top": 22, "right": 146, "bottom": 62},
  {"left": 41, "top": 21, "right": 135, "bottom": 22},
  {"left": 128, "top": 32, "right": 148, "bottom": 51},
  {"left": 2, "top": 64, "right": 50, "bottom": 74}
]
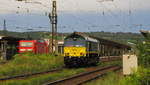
[
  {"left": 137, "top": 34, "right": 150, "bottom": 67},
  {"left": 0, "top": 68, "right": 85, "bottom": 85},
  {"left": 120, "top": 34, "right": 150, "bottom": 85},
  {"left": 120, "top": 67, "right": 150, "bottom": 85},
  {"left": 85, "top": 72, "right": 121, "bottom": 85}
]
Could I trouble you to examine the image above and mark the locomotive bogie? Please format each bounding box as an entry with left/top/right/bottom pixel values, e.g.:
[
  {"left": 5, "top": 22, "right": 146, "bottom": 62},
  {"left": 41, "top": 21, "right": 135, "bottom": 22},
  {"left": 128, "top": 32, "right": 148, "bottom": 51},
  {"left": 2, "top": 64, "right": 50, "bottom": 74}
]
[{"left": 64, "top": 54, "right": 99, "bottom": 67}]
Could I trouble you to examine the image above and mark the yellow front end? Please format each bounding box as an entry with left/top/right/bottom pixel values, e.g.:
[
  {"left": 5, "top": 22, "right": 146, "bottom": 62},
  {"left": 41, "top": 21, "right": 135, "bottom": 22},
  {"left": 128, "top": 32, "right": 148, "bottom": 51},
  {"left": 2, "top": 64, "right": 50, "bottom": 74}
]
[{"left": 64, "top": 47, "right": 86, "bottom": 57}]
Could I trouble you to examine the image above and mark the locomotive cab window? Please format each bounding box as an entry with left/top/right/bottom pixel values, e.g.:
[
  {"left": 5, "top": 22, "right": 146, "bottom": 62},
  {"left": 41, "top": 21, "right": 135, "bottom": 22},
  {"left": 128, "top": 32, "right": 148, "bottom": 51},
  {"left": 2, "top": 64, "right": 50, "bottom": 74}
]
[
  {"left": 87, "top": 41, "right": 98, "bottom": 51},
  {"left": 64, "top": 37, "right": 85, "bottom": 47},
  {"left": 20, "top": 42, "right": 33, "bottom": 47}
]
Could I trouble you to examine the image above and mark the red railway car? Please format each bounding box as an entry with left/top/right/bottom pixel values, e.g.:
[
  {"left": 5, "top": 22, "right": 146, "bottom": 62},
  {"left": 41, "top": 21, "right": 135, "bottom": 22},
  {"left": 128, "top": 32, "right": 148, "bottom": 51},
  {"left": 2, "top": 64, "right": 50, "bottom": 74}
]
[{"left": 18, "top": 40, "right": 49, "bottom": 54}]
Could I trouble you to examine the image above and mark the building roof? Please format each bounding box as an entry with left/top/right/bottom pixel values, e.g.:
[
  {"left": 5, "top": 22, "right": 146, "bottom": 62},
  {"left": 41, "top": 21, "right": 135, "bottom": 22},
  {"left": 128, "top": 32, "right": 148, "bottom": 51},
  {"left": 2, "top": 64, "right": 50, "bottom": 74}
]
[
  {"left": 0, "top": 36, "right": 24, "bottom": 41},
  {"left": 0, "top": 35, "right": 25, "bottom": 44}
]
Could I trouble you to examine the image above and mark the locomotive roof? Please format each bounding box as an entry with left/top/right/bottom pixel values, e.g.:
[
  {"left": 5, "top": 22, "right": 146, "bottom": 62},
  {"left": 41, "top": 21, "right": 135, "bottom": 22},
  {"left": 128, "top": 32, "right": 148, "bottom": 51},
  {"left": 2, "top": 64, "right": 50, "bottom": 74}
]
[
  {"left": 66, "top": 32, "right": 131, "bottom": 49},
  {"left": 65, "top": 32, "right": 99, "bottom": 42}
]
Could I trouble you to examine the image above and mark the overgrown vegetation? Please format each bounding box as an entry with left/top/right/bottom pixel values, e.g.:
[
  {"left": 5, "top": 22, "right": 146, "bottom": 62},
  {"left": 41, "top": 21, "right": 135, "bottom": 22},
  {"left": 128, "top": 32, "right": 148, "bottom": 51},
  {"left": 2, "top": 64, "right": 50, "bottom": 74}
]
[
  {"left": 0, "top": 52, "right": 64, "bottom": 78},
  {"left": 120, "top": 67, "right": 150, "bottom": 85},
  {"left": 120, "top": 33, "right": 150, "bottom": 85},
  {"left": 97, "top": 60, "right": 122, "bottom": 67},
  {"left": 0, "top": 60, "right": 122, "bottom": 85},
  {"left": 137, "top": 34, "right": 150, "bottom": 67},
  {"left": 85, "top": 72, "right": 122, "bottom": 85},
  {"left": 0, "top": 53, "right": 122, "bottom": 85},
  {"left": 0, "top": 68, "right": 85, "bottom": 85}
]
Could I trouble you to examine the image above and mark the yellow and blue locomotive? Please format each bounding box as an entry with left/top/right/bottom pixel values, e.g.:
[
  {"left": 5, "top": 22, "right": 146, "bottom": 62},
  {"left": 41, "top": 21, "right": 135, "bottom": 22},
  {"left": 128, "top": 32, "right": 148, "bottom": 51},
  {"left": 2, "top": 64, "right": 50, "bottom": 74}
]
[
  {"left": 64, "top": 32, "right": 131, "bottom": 67},
  {"left": 64, "top": 32, "right": 99, "bottom": 67}
]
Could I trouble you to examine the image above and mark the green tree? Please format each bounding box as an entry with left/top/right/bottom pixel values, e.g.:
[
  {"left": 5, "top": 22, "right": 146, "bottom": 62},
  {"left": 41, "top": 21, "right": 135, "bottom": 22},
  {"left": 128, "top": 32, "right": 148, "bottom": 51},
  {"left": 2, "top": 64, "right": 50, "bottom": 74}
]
[
  {"left": 137, "top": 34, "right": 150, "bottom": 67},
  {"left": 120, "top": 33, "right": 150, "bottom": 85}
]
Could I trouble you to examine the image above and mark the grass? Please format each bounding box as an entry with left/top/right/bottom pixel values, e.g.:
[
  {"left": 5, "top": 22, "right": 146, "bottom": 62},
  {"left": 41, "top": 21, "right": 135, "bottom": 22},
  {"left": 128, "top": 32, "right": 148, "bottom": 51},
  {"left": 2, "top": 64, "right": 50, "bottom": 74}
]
[
  {"left": 0, "top": 60, "right": 122, "bottom": 85},
  {"left": 0, "top": 59, "right": 7, "bottom": 64},
  {"left": 0, "top": 68, "right": 85, "bottom": 85},
  {"left": 85, "top": 72, "right": 122, "bottom": 85},
  {"left": 85, "top": 66, "right": 150, "bottom": 85},
  {"left": 0, "top": 52, "right": 64, "bottom": 78},
  {"left": 120, "top": 67, "right": 150, "bottom": 85},
  {"left": 83, "top": 60, "right": 123, "bottom": 85},
  {"left": 0, "top": 53, "right": 122, "bottom": 85},
  {"left": 0, "top": 54, "right": 121, "bottom": 78},
  {"left": 98, "top": 60, "right": 122, "bottom": 67}
]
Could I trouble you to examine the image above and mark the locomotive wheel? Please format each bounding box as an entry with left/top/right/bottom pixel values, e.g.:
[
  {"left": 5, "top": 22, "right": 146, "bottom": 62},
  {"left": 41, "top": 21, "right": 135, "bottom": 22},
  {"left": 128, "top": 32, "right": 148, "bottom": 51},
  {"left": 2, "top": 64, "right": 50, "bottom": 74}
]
[
  {"left": 72, "top": 57, "right": 78, "bottom": 67},
  {"left": 91, "top": 56, "right": 98, "bottom": 66},
  {"left": 64, "top": 57, "right": 69, "bottom": 65},
  {"left": 80, "top": 57, "right": 84, "bottom": 66},
  {"left": 64, "top": 56, "right": 99, "bottom": 68}
]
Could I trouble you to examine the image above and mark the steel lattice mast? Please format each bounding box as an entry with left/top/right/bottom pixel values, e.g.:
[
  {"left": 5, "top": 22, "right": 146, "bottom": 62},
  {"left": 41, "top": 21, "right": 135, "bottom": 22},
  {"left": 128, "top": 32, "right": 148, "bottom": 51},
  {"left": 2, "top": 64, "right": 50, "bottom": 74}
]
[{"left": 49, "top": 0, "right": 57, "bottom": 53}]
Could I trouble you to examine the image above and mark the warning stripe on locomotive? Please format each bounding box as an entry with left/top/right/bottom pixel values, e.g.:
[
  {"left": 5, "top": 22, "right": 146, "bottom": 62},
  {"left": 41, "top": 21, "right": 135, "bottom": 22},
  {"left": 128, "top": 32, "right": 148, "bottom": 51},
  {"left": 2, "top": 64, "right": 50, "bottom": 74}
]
[{"left": 64, "top": 47, "right": 86, "bottom": 57}]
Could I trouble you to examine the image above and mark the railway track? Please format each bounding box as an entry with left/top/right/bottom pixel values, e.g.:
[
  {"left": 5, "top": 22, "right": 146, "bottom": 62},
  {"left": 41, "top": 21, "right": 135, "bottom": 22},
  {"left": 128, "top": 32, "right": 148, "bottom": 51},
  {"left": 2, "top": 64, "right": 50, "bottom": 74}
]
[
  {"left": 0, "top": 56, "right": 121, "bottom": 82},
  {"left": 0, "top": 61, "right": 7, "bottom": 65},
  {"left": 0, "top": 67, "right": 63, "bottom": 81},
  {"left": 100, "top": 56, "right": 122, "bottom": 62},
  {"left": 43, "top": 65, "right": 121, "bottom": 85}
]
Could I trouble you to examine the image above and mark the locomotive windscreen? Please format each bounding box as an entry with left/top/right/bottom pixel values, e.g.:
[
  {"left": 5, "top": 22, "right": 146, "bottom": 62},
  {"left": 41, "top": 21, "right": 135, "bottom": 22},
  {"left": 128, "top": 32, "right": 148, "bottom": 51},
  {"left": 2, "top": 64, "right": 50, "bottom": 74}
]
[{"left": 64, "top": 39, "right": 85, "bottom": 47}]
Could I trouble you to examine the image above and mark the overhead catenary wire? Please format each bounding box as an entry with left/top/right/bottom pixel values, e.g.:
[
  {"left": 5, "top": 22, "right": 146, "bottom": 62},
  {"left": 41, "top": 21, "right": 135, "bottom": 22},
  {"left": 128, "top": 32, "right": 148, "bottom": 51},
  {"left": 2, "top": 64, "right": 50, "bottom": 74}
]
[
  {"left": 59, "top": 0, "right": 118, "bottom": 33},
  {"left": 110, "top": 1, "right": 127, "bottom": 31},
  {"left": 1, "top": 0, "right": 150, "bottom": 32},
  {"left": 59, "top": 0, "right": 132, "bottom": 32},
  {"left": 96, "top": 0, "right": 137, "bottom": 32},
  {"left": 58, "top": 0, "right": 95, "bottom": 32},
  {"left": 0, "top": 0, "right": 52, "bottom": 32},
  {"left": 97, "top": 2, "right": 121, "bottom": 32}
]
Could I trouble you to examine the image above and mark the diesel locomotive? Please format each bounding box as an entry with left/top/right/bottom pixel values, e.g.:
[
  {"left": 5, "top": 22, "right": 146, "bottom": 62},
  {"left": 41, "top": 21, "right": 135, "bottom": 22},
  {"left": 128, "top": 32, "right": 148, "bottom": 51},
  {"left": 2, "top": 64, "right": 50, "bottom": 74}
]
[{"left": 64, "top": 32, "right": 131, "bottom": 67}]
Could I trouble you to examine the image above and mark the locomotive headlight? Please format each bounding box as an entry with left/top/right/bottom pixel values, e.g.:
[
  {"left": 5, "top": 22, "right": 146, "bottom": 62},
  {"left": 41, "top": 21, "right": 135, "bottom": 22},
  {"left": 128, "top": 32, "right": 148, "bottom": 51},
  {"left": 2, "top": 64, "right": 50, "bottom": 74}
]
[
  {"left": 80, "top": 53, "right": 84, "bottom": 56},
  {"left": 65, "top": 53, "right": 69, "bottom": 56}
]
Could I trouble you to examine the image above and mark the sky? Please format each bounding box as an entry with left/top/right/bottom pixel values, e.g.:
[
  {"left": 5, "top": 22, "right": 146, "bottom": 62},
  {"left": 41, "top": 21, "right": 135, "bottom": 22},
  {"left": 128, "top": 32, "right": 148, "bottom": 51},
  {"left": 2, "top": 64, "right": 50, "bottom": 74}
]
[{"left": 0, "top": 0, "right": 150, "bottom": 33}]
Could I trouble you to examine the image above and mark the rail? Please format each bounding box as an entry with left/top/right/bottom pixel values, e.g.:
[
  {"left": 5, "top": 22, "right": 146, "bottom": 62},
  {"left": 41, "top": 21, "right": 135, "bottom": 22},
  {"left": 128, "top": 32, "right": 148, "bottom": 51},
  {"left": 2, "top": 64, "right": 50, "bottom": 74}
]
[
  {"left": 43, "top": 65, "right": 121, "bottom": 85},
  {"left": 0, "top": 67, "right": 63, "bottom": 81}
]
